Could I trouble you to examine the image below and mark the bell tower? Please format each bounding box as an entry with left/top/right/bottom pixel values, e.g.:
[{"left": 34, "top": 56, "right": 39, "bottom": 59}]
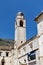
[{"left": 15, "top": 12, "right": 26, "bottom": 47}]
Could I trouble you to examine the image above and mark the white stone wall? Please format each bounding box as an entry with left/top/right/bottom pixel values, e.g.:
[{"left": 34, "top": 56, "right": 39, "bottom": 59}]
[
  {"left": 37, "top": 17, "right": 43, "bottom": 36},
  {"left": 18, "top": 55, "right": 27, "bottom": 64},
  {"left": 33, "top": 38, "right": 39, "bottom": 50},
  {"left": 15, "top": 27, "right": 26, "bottom": 47},
  {"left": 14, "top": 48, "right": 19, "bottom": 65},
  {"left": 18, "top": 43, "right": 32, "bottom": 58},
  {"left": 38, "top": 35, "right": 43, "bottom": 56},
  {"left": 40, "top": 57, "right": 43, "bottom": 65},
  {"left": 17, "top": 37, "right": 40, "bottom": 65},
  {"left": 0, "top": 50, "right": 12, "bottom": 65}
]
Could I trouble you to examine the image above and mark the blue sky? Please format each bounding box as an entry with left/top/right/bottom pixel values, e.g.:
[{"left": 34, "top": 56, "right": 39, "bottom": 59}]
[{"left": 0, "top": 0, "right": 43, "bottom": 40}]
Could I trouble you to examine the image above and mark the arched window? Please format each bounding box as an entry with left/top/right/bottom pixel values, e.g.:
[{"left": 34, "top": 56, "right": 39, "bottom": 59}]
[
  {"left": 1, "top": 57, "right": 5, "bottom": 65},
  {"left": 20, "top": 20, "right": 23, "bottom": 27},
  {"left": 2, "top": 62, "right": 4, "bottom": 65},
  {"left": 6, "top": 52, "right": 9, "bottom": 57}
]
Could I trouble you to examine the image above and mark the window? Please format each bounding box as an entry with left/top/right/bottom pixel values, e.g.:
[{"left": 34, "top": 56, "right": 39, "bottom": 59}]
[
  {"left": 20, "top": 20, "right": 23, "bottom": 27},
  {"left": 0, "top": 52, "right": 1, "bottom": 56},
  {"left": 1, "top": 57, "right": 5, "bottom": 65},
  {"left": 27, "top": 50, "right": 36, "bottom": 61},
  {"left": 2, "top": 62, "right": 4, "bottom": 65},
  {"left": 6, "top": 52, "right": 9, "bottom": 57}
]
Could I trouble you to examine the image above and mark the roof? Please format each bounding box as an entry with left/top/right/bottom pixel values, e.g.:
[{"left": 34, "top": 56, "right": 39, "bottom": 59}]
[
  {"left": 0, "top": 39, "right": 14, "bottom": 50},
  {"left": 17, "top": 12, "right": 24, "bottom": 16},
  {"left": 34, "top": 11, "right": 43, "bottom": 22}
]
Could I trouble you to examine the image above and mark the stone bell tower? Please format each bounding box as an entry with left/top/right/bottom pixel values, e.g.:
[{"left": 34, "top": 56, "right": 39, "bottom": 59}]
[{"left": 15, "top": 12, "right": 26, "bottom": 47}]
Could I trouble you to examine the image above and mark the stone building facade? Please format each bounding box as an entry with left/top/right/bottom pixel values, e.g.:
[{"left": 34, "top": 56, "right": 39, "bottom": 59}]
[{"left": 0, "top": 11, "right": 43, "bottom": 65}]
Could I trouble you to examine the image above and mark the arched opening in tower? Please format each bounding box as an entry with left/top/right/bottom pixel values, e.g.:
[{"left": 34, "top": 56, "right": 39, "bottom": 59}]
[{"left": 20, "top": 20, "right": 23, "bottom": 27}]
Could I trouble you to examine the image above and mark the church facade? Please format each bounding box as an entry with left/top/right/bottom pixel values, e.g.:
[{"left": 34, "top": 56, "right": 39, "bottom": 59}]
[{"left": 0, "top": 11, "right": 43, "bottom": 65}]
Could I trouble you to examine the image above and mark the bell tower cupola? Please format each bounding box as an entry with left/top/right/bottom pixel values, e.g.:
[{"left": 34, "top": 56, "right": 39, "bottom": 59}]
[{"left": 15, "top": 12, "right": 26, "bottom": 46}]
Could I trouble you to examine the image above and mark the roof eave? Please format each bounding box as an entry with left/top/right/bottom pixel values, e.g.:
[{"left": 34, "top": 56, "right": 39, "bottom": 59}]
[{"left": 34, "top": 12, "right": 43, "bottom": 22}]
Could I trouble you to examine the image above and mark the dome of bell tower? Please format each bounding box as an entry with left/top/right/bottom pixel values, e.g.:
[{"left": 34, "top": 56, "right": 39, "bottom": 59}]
[
  {"left": 17, "top": 12, "right": 24, "bottom": 16},
  {"left": 16, "top": 12, "right": 24, "bottom": 19}
]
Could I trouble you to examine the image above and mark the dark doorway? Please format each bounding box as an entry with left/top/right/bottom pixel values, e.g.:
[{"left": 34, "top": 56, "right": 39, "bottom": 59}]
[
  {"left": 20, "top": 20, "right": 23, "bottom": 27},
  {"left": 1, "top": 57, "right": 5, "bottom": 65},
  {"left": 2, "top": 62, "right": 4, "bottom": 65}
]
